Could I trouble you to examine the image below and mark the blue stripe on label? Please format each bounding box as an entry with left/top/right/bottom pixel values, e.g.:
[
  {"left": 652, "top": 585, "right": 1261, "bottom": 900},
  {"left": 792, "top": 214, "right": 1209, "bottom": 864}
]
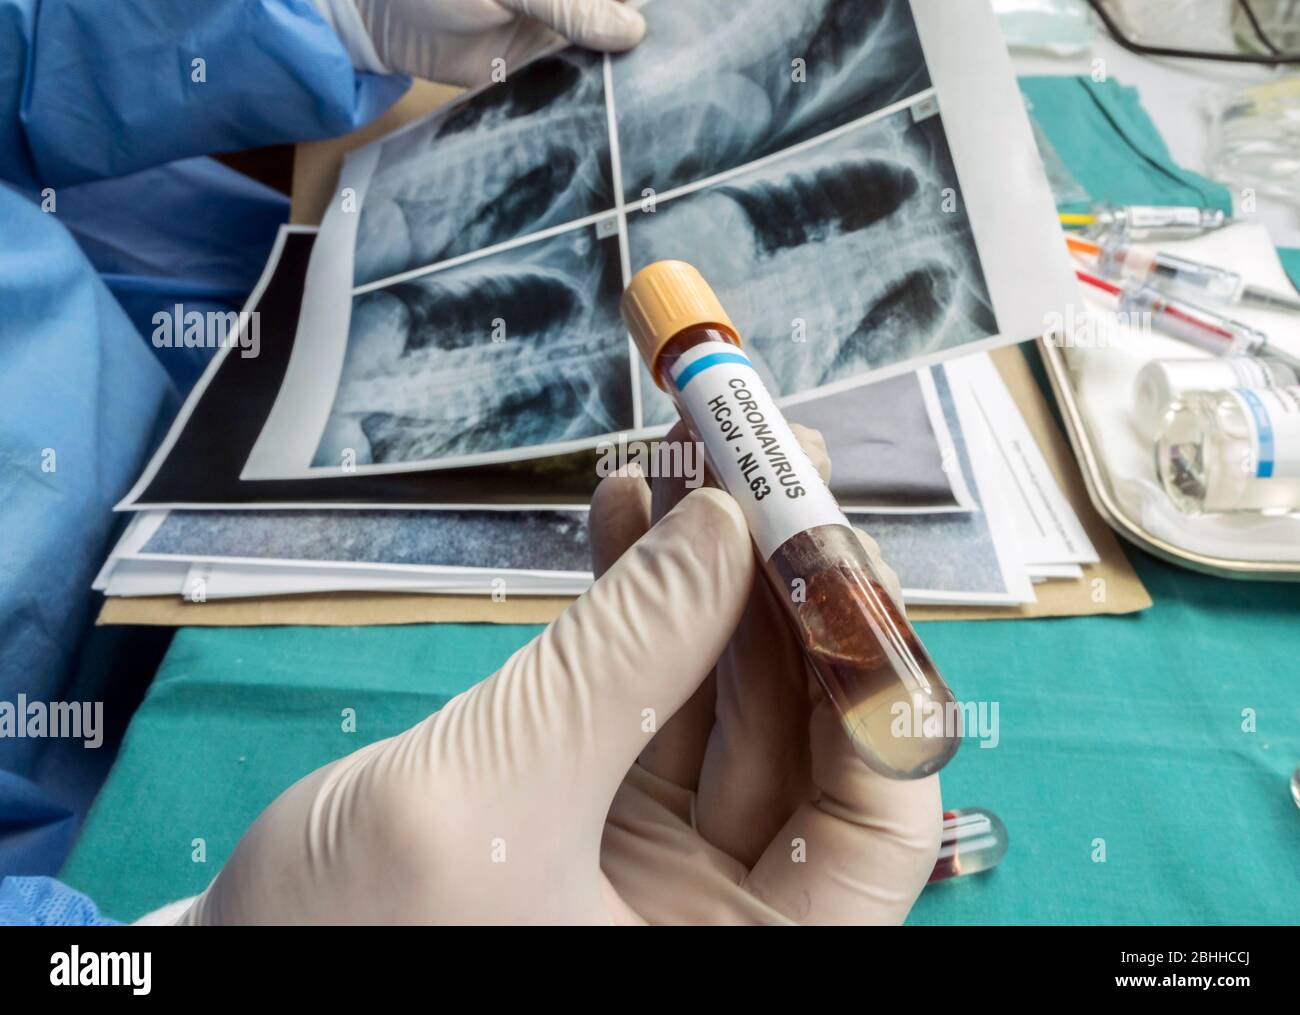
[
  {"left": 1237, "top": 388, "right": 1275, "bottom": 478},
  {"left": 673, "top": 352, "right": 752, "bottom": 391}
]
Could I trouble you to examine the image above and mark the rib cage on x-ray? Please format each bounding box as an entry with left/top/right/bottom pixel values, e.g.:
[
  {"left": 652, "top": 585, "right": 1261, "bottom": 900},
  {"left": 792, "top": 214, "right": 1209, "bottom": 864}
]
[
  {"left": 353, "top": 0, "right": 927, "bottom": 288},
  {"left": 612, "top": 0, "right": 930, "bottom": 200},
  {"left": 314, "top": 228, "right": 629, "bottom": 468},
  {"left": 354, "top": 48, "right": 613, "bottom": 286},
  {"left": 634, "top": 110, "right": 998, "bottom": 426}
]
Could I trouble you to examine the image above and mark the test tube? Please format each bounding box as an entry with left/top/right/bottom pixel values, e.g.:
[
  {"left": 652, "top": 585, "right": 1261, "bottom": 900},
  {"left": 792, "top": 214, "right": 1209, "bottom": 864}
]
[
  {"left": 1082, "top": 235, "right": 1300, "bottom": 315},
  {"left": 928, "top": 808, "right": 1009, "bottom": 882},
  {"left": 621, "top": 261, "right": 960, "bottom": 780}
]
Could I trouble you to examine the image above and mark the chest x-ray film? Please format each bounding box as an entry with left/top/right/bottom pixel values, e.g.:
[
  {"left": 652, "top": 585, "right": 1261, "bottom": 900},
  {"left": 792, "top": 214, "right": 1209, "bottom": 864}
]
[
  {"left": 243, "top": 0, "right": 1075, "bottom": 481},
  {"left": 119, "top": 228, "right": 970, "bottom": 511}
]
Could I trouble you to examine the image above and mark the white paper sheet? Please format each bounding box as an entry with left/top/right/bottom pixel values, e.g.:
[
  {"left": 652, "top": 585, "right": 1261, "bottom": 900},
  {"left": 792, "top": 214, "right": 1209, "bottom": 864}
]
[
  {"left": 1027, "top": 563, "right": 1085, "bottom": 581},
  {"left": 944, "top": 352, "right": 1098, "bottom": 567},
  {"left": 944, "top": 367, "right": 1038, "bottom": 606},
  {"left": 100, "top": 559, "right": 190, "bottom": 597},
  {"left": 185, "top": 561, "right": 587, "bottom": 600}
]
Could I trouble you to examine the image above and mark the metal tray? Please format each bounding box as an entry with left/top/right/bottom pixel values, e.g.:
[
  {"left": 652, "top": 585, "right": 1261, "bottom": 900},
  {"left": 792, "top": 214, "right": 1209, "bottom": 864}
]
[{"left": 1037, "top": 337, "right": 1300, "bottom": 582}]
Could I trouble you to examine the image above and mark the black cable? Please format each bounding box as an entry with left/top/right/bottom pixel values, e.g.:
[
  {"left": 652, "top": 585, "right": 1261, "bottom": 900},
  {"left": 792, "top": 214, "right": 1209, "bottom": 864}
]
[
  {"left": 1085, "top": 0, "right": 1300, "bottom": 65},
  {"left": 1237, "top": 0, "right": 1282, "bottom": 55}
]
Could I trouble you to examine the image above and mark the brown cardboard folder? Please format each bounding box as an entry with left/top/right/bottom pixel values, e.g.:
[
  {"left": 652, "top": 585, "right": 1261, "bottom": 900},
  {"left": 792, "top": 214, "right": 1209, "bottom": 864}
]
[{"left": 98, "top": 83, "right": 1150, "bottom": 627}]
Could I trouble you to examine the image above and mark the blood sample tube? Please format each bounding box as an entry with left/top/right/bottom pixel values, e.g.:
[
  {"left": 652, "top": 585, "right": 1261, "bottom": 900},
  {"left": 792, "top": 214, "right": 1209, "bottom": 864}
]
[
  {"left": 620, "top": 260, "right": 960, "bottom": 780},
  {"left": 928, "top": 808, "right": 1009, "bottom": 882}
]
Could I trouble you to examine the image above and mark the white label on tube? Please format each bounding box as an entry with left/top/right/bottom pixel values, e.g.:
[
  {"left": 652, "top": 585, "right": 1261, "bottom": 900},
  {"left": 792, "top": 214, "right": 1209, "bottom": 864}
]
[
  {"left": 1128, "top": 206, "right": 1204, "bottom": 230},
  {"left": 669, "top": 341, "right": 846, "bottom": 559},
  {"left": 1230, "top": 386, "right": 1300, "bottom": 479}
]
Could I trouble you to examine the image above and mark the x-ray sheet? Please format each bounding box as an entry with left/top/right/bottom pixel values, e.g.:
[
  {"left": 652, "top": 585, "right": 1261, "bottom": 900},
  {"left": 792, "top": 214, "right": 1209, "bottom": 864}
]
[
  {"left": 244, "top": 0, "right": 1075, "bottom": 481},
  {"left": 108, "top": 366, "right": 1030, "bottom": 604},
  {"left": 119, "top": 227, "right": 970, "bottom": 512}
]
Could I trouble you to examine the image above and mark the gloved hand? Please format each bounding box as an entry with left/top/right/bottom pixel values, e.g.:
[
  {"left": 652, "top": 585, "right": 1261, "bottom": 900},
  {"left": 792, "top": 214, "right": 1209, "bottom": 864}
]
[
  {"left": 179, "top": 426, "right": 941, "bottom": 925},
  {"left": 315, "top": 0, "right": 646, "bottom": 86}
]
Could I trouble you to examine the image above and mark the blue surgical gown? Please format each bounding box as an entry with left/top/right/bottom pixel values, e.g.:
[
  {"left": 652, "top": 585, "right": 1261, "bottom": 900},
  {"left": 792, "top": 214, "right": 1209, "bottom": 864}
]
[{"left": 0, "top": 0, "right": 406, "bottom": 882}]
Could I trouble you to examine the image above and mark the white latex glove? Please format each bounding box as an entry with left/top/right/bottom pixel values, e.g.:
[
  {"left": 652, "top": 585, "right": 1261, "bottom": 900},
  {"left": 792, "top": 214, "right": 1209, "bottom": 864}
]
[
  {"left": 179, "top": 426, "right": 941, "bottom": 925},
  {"left": 314, "top": 0, "right": 646, "bottom": 85}
]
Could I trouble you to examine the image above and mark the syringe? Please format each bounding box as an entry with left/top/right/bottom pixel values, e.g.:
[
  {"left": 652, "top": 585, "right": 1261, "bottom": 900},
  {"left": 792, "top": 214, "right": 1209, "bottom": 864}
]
[
  {"left": 1075, "top": 269, "right": 1300, "bottom": 371},
  {"left": 1069, "top": 235, "right": 1300, "bottom": 314},
  {"left": 1060, "top": 202, "right": 1227, "bottom": 240}
]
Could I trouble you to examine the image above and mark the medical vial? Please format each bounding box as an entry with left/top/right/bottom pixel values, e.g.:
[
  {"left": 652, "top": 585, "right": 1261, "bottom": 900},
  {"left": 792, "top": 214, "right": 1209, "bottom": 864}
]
[
  {"left": 1134, "top": 356, "right": 1299, "bottom": 440},
  {"left": 928, "top": 808, "right": 1009, "bottom": 883},
  {"left": 1156, "top": 385, "right": 1300, "bottom": 514},
  {"left": 1090, "top": 201, "right": 1227, "bottom": 240},
  {"left": 621, "top": 261, "right": 960, "bottom": 780}
]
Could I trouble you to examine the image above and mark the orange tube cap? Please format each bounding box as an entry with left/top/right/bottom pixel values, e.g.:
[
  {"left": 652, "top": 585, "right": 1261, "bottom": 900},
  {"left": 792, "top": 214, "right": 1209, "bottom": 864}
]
[{"left": 620, "top": 261, "right": 740, "bottom": 385}]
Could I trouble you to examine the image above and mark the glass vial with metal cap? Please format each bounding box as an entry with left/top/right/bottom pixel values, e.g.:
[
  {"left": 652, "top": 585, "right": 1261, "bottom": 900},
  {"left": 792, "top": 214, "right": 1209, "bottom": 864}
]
[
  {"left": 1157, "top": 385, "right": 1300, "bottom": 514},
  {"left": 620, "top": 260, "right": 960, "bottom": 780}
]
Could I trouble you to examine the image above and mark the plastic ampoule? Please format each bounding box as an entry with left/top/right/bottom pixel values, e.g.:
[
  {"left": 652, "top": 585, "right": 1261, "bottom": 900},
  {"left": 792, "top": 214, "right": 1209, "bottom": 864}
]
[
  {"left": 928, "top": 808, "right": 1009, "bottom": 882},
  {"left": 620, "top": 261, "right": 960, "bottom": 780},
  {"left": 1134, "top": 357, "right": 1300, "bottom": 440},
  {"left": 1075, "top": 270, "right": 1300, "bottom": 371},
  {"left": 1076, "top": 235, "right": 1300, "bottom": 315},
  {"left": 1156, "top": 385, "right": 1300, "bottom": 514},
  {"left": 1086, "top": 201, "right": 1227, "bottom": 240}
]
